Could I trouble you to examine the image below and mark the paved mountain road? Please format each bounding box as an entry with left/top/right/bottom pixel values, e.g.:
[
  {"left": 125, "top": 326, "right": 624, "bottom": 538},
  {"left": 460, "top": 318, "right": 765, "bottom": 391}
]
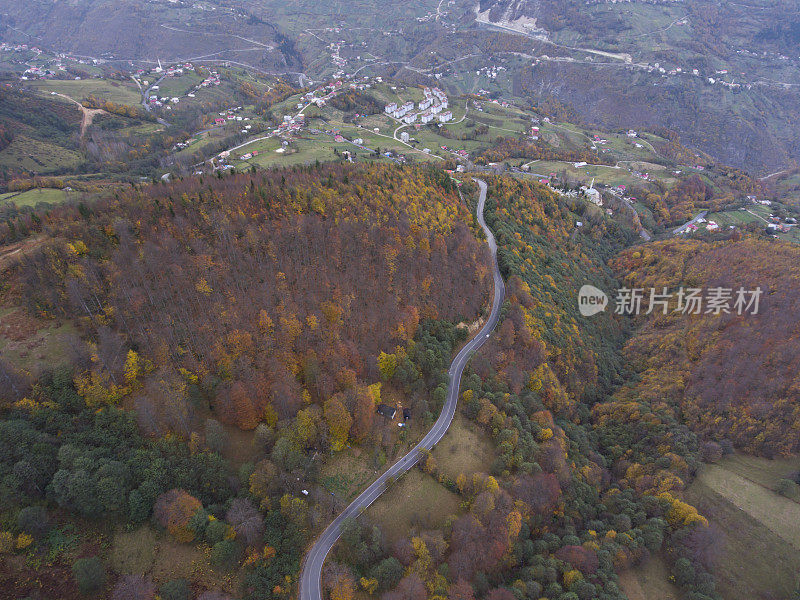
[{"left": 299, "top": 178, "right": 505, "bottom": 600}]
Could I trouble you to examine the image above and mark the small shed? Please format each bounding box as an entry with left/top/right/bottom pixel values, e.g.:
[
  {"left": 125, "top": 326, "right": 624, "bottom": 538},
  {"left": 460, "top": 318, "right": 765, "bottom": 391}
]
[{"left": 376, "top": 404, "right": 397, "bottom": 419}]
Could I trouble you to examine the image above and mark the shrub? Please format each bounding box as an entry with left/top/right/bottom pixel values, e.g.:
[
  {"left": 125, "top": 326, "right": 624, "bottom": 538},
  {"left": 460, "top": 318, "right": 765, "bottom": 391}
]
[
  {"left": 17, "top": 506, "right": 50, "bottom": 538},
  {"left": 72, "top": 556, "right": 107, "bottom": 595},
  {"left": 128, "top": 489, "right": 151, "bottom": 523},
  {"left": 160, "top": 579, "right": 190, "bottom": 600},
  {"left": 672, "top": 557, "right": 695, "bottom": 587},
  {"left": 210, "top": 539, "right": 241, "bottom": 570},
  {"left": 700, "top": 441, "right": 722, "bottom": 463},
  {"left": 776, "top": 478, "right": 799, "bottom": 498},
  {"left": 225, "top": 498, "right": 264, "bottom": 547},
  {"left": 371, "top": 557, "right": 404, "bottom": 590},
  {"left": 153, "top": 489, "right": 202, "bottom": 542},
  {"left": 205, "top": 519, "right": 231, "bottom": 545},
  {"left": 189, "top": 507, "right": 210, "bottom": 537}
]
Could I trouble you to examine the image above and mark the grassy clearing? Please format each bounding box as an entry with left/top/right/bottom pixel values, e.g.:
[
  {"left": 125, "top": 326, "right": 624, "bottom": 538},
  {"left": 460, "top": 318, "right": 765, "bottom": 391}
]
[
  {"left": 0, "top": 309, "right": 77, "bottom": 375},
  {"left": 30, "top": 79, "right": 141, "bottom": 105},
  {"left": 150, "top": 537, "right": 216, "bottom": 585},
  {"left": 713, "top": 454, "right": 800, "bottom": 496},
  {"left": 523, "top": 160, "right": 636, "bottom": 188},
  {"left": 686, "top": 475, "right": 800, "bottom": 600},
  {"left": 221, "top": 424, "right": 259, "bottom": 468},
  {"left": 366, "top": 469, "right": 460, "bottom": 542},
  {"left": 0, "top": 135, "right": 83, "bottom": 173},
  {"left": 111, "top": 527, "right": 157, "bottom": 574},
  {"left": 156, "top": 73, "right": 203, "bottom": 98},
  {"left": 706, "top": 208, "right": 762, "bottom": 228},
  {"left": 431, "top": 414, "right": 494, "bottom": 481},
  {"left": 321, "top": 449, "right": 380, "bottom": 502},
  {"left": 695, "top": 463, "right": 800, "bottom": 547},
  {"left": 708, "top": 204, "right": 800, "bottom": 242},
  {"left": 110, "top": 524, "right": 233, "bottom": 591},
  {"left": 618, "top": 554, "right": 679, "bottom": 600},
  {"left": 0, "top": 188, "right": 71, "bottom": 207}
]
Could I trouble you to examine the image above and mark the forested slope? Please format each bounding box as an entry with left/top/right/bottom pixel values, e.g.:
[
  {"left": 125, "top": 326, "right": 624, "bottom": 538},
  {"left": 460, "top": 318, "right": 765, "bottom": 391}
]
[
  {"left": 13, "top": 164, "right": 489, "bottom": 431},
  {"left": 324, "top": 177, "right": 719, "bottom": 600},
  {"left": 612, "top": 237, "right": 800, "bottom": 456},
  {"left": 0, "top": 163, "right": 491, "bottom": 598}
]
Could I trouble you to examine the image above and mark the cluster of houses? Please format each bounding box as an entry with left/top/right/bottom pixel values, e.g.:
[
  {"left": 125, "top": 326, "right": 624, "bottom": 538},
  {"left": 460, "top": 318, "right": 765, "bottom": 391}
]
[
  {"left": 385, "top": 87, "right": 452, "bottom": 125},
  {"left": 641, "top": 60, "right": 760, "bottom": 91},
  {"left": 213, "top": 107, "right": 248, "bottom": 123},
  {"left": 143, "top": 63, "right": 222, "bottom": 109},
  {"left": 475, "top": 65, "right": 507, "bottom": 80},
  {"left": 199, "top": 71, "right": 222, "bottom": 88},
  {"left": 3, "top": 44, "right": 69, "bottom": 80},
  {"left": 682, "top": 217, "right": 720, "bottom": 234},
  {"left": 237, "top": 149, "right": 261, "bottom": 161},
  {"left": 766, "top": 212, "right": 797, "bottom": 235},
  {"left": 0, "top": 43, "right": 40, "bottom": 54},
  {"left": 157, "top": 63, "right": 195, "bottom": 78},
  {"left": 21, "top": 65, "right": 54, "bottom": 79},
  {"left": 277, "top": 113, "right": 304, "bottom": 134},
  {"left": 148, "top": 90, "right": 181, "bottom": 108},
  {"left": 440, "top": 145, "right": 470, "bottom": 160},
  {"left": 303, "top": 80, "right": 347, "bottom": 108}
]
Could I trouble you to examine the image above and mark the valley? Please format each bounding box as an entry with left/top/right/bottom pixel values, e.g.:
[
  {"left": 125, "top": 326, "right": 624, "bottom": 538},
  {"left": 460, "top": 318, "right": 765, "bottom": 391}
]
[{"left": 1, "top": 3, "right": 800, "bottom": 600}]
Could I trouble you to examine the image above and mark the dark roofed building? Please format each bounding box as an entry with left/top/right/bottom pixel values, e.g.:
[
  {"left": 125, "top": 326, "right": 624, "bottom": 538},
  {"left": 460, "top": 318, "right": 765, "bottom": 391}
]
[{"left": 376, "top": 404, "right": 397, "bottom": 419}]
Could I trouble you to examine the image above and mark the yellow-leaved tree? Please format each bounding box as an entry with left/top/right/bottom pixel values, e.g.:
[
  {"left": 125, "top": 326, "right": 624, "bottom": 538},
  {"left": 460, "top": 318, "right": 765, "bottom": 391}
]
[{"left": 324, "top": 395, "right": 353, "bottom": 451}]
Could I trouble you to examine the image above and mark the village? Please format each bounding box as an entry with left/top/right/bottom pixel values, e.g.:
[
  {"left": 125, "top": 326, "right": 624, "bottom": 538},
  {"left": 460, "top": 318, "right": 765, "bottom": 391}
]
[
  {"left": 383, "top": 86, "right": 453, "bottom": 125},
  {"left": 4, "top": 41, "right": 797, "bottom": 246}
]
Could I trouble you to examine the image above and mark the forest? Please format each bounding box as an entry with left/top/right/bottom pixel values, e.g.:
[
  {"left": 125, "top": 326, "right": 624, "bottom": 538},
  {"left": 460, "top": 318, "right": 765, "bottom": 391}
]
[
  {"left": 474, "top": 138, "right": 612, "bottom": 169},
  {"left": 0, "top": 163, "right": 491, "bottom": 598},
  {"left": 0, "top": 164, "right": 793, "bottom": 600},
  {"left": 612, "top": 237, "right": 800, "bottom": 457},
  {"left": 316, "top": 177, "right": 721, "bottom": 600}
]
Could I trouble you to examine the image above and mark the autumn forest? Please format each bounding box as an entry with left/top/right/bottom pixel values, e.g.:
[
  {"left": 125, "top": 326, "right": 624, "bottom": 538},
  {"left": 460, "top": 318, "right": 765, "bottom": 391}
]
[{"left": 0, "top": 162, "right": 799, "bottom": 600}]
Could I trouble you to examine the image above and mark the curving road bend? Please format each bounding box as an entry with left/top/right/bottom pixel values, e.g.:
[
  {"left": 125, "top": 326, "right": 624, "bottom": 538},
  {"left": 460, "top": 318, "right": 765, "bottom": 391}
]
[{"left": 299, "top": 178, "right": 505, "bottom": 600}]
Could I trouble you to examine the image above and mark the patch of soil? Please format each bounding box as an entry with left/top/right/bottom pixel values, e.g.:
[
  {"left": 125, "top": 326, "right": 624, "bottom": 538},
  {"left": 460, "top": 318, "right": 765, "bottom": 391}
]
[
  {"left": 0, "top": 236, "right": 45, "bottom": 274},
  {"left": 0, "top": 308, "right": 41, "bottom": 342},
  {"left": 0, "top": 556, "right": 87, "bottom": 600}
]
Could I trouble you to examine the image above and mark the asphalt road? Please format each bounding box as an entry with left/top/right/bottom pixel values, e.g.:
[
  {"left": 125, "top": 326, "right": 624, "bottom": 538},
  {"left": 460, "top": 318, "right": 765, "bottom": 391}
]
[
  {"left": 299, "top": 178, "right": 505, "bottom": 600},
  {"left": 673, "top": 210, "right": 709, "bottom": 235}
]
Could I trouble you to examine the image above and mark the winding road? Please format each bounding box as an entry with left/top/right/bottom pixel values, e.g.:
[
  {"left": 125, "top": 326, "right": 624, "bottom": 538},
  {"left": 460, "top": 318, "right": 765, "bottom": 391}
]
[{"left": 299, "top": 179, "right": 505, "bottom": 600}]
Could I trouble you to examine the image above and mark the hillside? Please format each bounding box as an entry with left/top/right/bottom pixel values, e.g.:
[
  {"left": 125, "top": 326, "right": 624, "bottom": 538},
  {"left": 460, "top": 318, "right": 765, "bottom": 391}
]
[
  {"left": 0, "top": 163, "right": 491, "bottom": 598},
  {"left": 4, "top": 0, "right": 800, "bottom": 173},
  {"left": 612, "top": 237, "right": 800, "bottom": 456},
  {"left": 324, "top": 176, "right": 720, "bottom": 600},
  {"left": 0, "top": 0, "right": 298, "bottom": 71}
]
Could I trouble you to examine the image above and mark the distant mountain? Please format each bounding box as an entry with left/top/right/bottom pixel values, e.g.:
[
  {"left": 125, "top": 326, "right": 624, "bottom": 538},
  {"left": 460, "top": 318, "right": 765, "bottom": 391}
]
[
  {"left": 3, "top": 0, "right": 799, "bottom": 173},
  {"left": 0, "top": 0, "right": 300, "bottom": 71}
]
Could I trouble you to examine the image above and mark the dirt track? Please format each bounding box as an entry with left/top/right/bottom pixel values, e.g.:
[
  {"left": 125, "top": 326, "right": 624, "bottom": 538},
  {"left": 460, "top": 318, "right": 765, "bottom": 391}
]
[{"left": 52, "top": 92, "right": 106, "bottom": 136}]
